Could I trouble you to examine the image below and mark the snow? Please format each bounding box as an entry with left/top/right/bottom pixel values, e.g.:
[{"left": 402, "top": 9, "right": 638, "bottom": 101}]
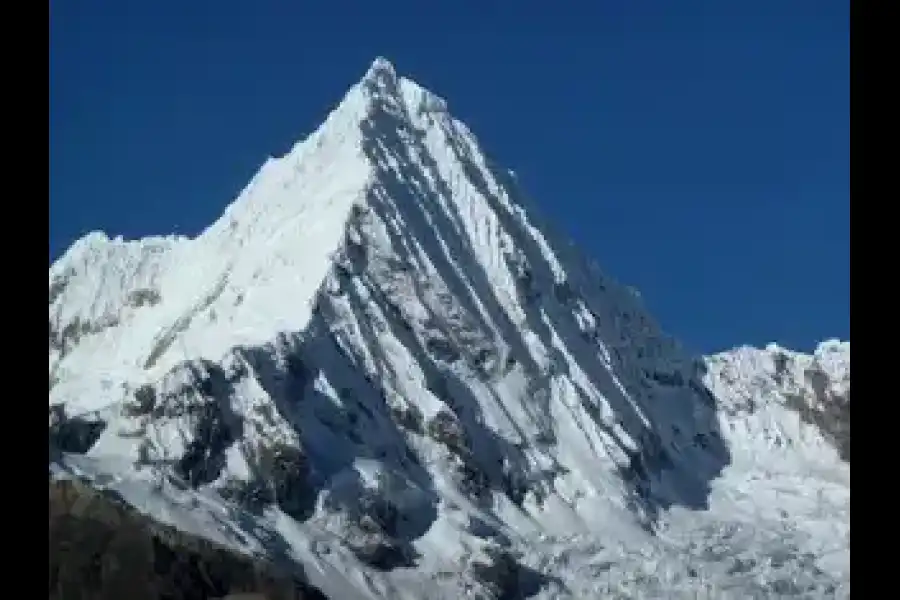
[{"left": 49, "top": 57, "right": 849, "bottom": 599}]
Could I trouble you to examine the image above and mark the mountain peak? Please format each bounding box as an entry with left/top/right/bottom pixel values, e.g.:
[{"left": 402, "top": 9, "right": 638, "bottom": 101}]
[
  {"left": 49, "top": 58, "right": 849, "bottom": 599},
  {"left": 363, "top": 56, "right": 398, "bottom": 83}
]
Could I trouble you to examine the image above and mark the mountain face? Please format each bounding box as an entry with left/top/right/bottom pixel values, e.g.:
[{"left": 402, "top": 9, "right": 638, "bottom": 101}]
[{"left": 49, "top": 58, "right": 849, "bottom": 599}]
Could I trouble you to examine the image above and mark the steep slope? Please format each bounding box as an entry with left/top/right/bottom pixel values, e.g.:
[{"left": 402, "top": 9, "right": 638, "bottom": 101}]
[{"left": 49, "top": 58, "right": 849, "bottom": 599}]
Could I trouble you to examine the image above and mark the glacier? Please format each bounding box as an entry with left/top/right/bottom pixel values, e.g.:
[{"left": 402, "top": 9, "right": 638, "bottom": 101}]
[{"left": 49, "top": 57, "right": 849, "bottom": 599}]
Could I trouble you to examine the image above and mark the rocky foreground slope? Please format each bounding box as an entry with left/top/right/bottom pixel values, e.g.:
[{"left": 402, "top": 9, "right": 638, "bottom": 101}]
[
  {"left": 49, "top": 58, "right": 849, "bottom": 599},
  {"left": 49, "top": 477, "right": 327, "bottom": 600}
]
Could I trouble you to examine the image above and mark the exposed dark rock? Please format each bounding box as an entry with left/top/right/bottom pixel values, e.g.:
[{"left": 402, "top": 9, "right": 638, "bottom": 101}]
[
  {"left": 772, "top": 352, "right": 790, "bottom": 384},
  {"left": 217, "top": 477, "right": 276, "bottom": 515},
  {"left": 784, "top": 377, "right": 850, "bottom": 463},
  {"left": 342, "top": 230, "right": 368, "bottom": 273},
  {"left": 49, "top": 273, "right": 70, "bottom": 305},
  {"left": 389, "top": 403, "right": 424, "bottom": 434},
  {"left": 804, "top": 367, "right": 831, "bottom": 400},
  {"left": 503, "top": 251, "right": 539, "bottom": 306},
  {"left": 50, "top": 320, "right": 61, "bottom": 351},
  {"left": 164, "top": 365, "right": 241, "bottom": 486},
  {"left": 175, "top": 399, "right": 242, "bottom": 487},
  {"left": 457, "top": 460, "right": 492, "bottom": 501},
  {"left": 470, "top": 346, "right": 495, "bottom": 376},
  {"left": 219, "top": 442, "right": 316, "bottom": 523},
  {"left": 470, "top": 545, "right": 551, "bottom": 600},
  {"left": 261, "top": 444, "right": 315, "bottom": 523},
  {"left": 49, "top": 406, "right": 107, "bottom": 455},
  {"left": 502, "top": 471, "right": 528, "bottom": 507},
  {"left": 127, "top": 288, "right": 162, "bottom": 308},
  {"left": 50, "top": 403, "right": 67, "bottom": 427},
  {"left": 350, "top": 536, "right": 415, "bottom": 571},
  {"left": 426, "top": 410, "right": 469, "bottom": 456},
  {"left": 358, "top": 495, "right": 401, "bottom": 537},
  {"left": 51, "top": 316, "right": 118, "bottom": 357},
  {"left": 425, "top": 336, "right": 462, "bottom": 364},
  {"left": 123, "top": 384, "right": 158, "bottom": 417},
  {"left": 49, "top": 478, "right": 327, "bottom": 600},
  {"left": 320, "top": 481, "right": 419, "bottom": 572}
]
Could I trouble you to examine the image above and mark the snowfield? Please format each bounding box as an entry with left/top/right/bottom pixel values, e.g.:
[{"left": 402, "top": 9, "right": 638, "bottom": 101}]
[{"left": 49, "top": 58, "right": 849, "bottom": 599}]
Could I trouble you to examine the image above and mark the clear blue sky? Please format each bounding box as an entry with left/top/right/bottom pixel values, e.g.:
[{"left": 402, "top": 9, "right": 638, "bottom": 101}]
[{"left": 49, "top": 0, "right": 849, "bottom": 354}]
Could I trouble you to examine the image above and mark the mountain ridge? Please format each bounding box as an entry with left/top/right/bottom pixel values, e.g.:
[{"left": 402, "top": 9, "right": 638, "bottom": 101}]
[{"left": 49, "top": 58, "right": 849, "bottom": 599}]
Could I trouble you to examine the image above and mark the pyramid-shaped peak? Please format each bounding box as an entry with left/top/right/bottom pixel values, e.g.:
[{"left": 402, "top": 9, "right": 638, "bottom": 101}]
[{"left": 363, "top": 56, "right": 398, "bottom": 83}]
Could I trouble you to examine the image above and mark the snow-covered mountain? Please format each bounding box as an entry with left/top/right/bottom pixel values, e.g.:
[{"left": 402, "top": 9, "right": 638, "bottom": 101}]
[
  {"left": 49, "top": 58, "right": 849, "bottom": 599},
  {"left": 705, "top": 341, "right": 849, "bottom": 464}
]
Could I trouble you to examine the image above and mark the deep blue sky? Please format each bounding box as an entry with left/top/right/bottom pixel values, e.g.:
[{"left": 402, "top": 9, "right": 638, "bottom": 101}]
[{"left": 49, "top": 0, "right": 849, "bottom": 354}]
